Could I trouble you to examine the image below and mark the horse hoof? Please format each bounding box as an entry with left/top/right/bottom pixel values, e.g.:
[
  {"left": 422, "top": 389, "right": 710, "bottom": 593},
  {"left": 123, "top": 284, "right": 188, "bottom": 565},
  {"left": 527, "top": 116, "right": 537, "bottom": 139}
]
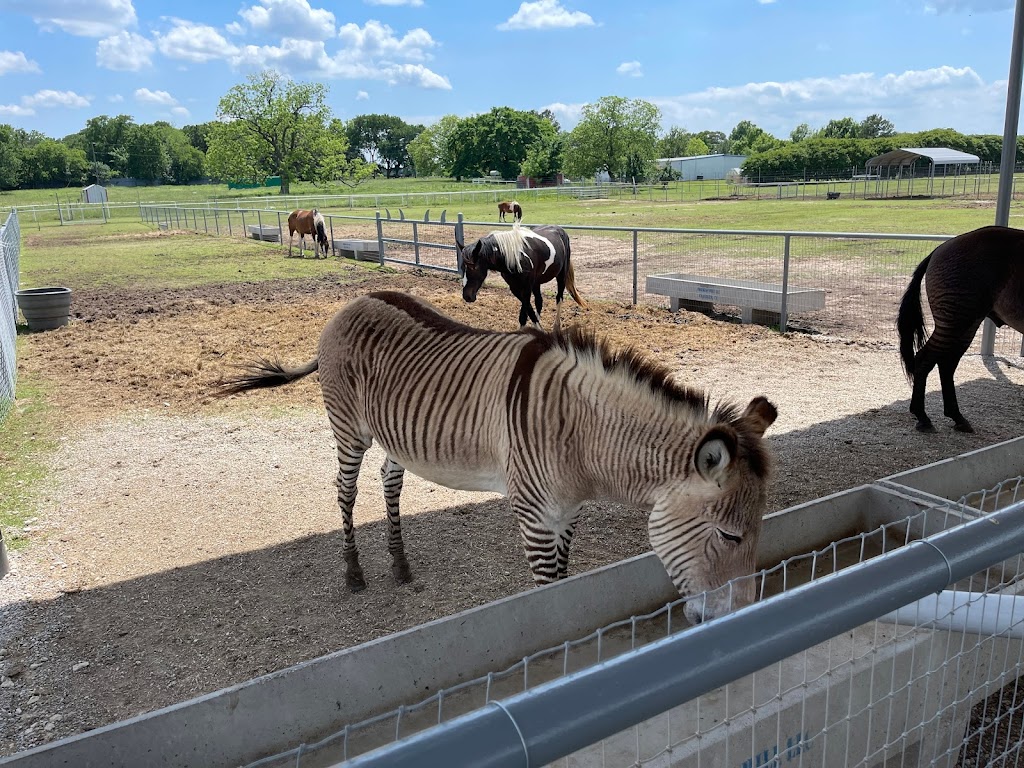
[
  {"left": 347, "top": 576, "right": 367, "bottom": 593},
  {"left": 954, "top": 421, "right": 975, "bottom": 433},
  {"left": 915, "top": 421, "right": 937, "bottom": 434}
]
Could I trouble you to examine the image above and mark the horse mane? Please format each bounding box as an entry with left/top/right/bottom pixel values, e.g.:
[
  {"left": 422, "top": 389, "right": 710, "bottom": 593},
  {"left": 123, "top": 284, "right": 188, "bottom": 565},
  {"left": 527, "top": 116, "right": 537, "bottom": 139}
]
[
  {"left": 543, "top": 324, "right": 772, "bottom": 477},
  {"left": 490, "top": 222, "right": 536, "bottom": 272},
  {"left": 313, "top": 209, "right": 325, "bottom": 228}
]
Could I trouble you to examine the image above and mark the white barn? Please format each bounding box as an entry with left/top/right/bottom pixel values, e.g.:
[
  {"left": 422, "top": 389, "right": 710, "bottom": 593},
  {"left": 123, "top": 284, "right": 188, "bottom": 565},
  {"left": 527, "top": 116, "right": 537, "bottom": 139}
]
[{"left": 656, "top": 153, "right": 748, "bottom": 181}]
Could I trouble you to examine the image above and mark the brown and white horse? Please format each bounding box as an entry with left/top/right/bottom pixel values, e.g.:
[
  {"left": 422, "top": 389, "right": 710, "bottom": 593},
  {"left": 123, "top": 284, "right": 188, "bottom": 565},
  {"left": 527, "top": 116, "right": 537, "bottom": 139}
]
[
  {"left": 456, "top": 222, "right": 587, "bottom": 329},
  {"left": 287, "top": 209, "right": 329, "bottom": 258},
  {"left": 498, "top": 201, "right": 522, "bottom": 223}
]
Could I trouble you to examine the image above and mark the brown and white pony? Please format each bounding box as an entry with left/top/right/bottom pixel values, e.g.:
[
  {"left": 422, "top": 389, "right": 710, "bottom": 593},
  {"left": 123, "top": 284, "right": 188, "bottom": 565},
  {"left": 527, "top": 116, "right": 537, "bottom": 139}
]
[
  {"left": 287, "top": 209, "right": 329, "bottom": 258},
  {"left": 456, "top": 222, "right": 587, "bottom": 329},
  {"left": 498, "top": 200, "right": 522, "bottom": 223}
]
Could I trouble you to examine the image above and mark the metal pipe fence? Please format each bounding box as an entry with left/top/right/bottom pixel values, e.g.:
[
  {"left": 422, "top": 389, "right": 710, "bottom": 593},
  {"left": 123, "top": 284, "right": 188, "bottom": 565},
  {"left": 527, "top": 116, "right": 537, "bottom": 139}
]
[
  {"left": 1, "top": 209, "right": 19, "bottom": 424},
  {"left": 138, "top": 203, "right": 1024, "bottom": 357},
  {"left": 233, "top": 477, "right": 1024, "bottom": 767}
]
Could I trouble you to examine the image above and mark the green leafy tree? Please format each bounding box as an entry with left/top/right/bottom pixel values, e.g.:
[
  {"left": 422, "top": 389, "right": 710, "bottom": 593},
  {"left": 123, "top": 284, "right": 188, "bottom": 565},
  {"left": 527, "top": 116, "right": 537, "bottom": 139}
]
[
  {"left": 564, "top": 96, "right": 661, "bottom": 181},
  {"left": 182, "top": 122, "right": 217, "bottom": 153},
  {"left": 817, "top": 117, "right": 859, "bottom": 139},
  {"left": 684, "top": 137, "right": 710, "bottom": 156},
  {"left": 407, "top": 114, "right": 463, "bottom": 177},
  {"left": 407, "top": 128, "right": 438, "bottom": 176},
  {"left": 345, "top": 114, "right": 423, "bottom": 178},
  {"left": 126, "top": 124, "right": 169, "bottom": 182},
  {"left": 520, "top": 133, "right": 566, "bottom": 181},
  {"left": 154, "top": 123, "right": 205, "bottom": 183},
  {"left": 323, "top": 118, "right": 375, "bottom": 187},
  {"left": 206, "top": 70, "right": 341, "bottom": 194},
  {"left": 534, "top": 108, "right": 562, "bottom": 133},
  {"left": 448, "top": 107, "right": 556, "bottom": 180},
  {"left": 64, "top": 114, "right": 136, "bottom": 176},
  {"left": 858, "top": 114, "right": 896, "bottom": 139},
  {"left": 20, "top": 140, "right": 88, "bottom": 187},
  {"left": 0, "top": 125, "right": 21, "bottom": 190},
  {"left": 723, "top": 121, "right": 782, "bottom": 155},
  {"left": 790, "top": 123, "right": 811, "bottom": 143},
  {"left": 656, "top": 127, "right": 692, "bottom": 158},
  {"left": 695, "top": 130, "right": 726, "bottom": 153},
  {"left": 87, "top": 161, "right": 112, "bottom": 185}
]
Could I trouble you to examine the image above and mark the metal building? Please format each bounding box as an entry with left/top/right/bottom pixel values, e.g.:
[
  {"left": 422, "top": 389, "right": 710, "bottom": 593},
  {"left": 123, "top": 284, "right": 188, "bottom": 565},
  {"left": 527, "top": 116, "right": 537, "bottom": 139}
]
[
  {"left": 864, "top": 147, "right": 981, "bottom": 193},
  {"left": 80, "top": 184, "right": 108, "bottom": 204},
  {"left": 656, "top": 153, "right": 749, "bottom": 181}
]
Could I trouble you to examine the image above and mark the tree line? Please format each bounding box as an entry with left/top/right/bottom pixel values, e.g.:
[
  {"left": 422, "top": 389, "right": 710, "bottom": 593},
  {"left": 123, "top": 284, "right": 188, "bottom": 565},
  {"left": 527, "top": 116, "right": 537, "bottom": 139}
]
[{"left": 2, "top": 68, "right": 1021, "bottom": 194}]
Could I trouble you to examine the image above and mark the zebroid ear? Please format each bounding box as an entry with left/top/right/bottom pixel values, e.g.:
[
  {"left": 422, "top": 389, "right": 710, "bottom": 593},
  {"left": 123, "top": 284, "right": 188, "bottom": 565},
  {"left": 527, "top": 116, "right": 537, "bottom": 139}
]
[{"left": 694, "top": 428, "right": 737, "bottom": 486}]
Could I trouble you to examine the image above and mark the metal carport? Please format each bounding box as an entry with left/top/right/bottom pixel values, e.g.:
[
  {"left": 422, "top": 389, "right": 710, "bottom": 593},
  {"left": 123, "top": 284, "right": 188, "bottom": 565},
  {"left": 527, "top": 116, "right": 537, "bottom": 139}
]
[{"left": 865, "top": 147, "right": 982, "bottom": 196}]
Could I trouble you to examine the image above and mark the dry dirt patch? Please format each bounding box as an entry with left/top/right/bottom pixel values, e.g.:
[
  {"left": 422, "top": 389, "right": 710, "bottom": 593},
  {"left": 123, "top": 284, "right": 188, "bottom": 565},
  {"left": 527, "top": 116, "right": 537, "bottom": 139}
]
[{"left": 1, "top": 269, "right": 1023, "bottom": 757}]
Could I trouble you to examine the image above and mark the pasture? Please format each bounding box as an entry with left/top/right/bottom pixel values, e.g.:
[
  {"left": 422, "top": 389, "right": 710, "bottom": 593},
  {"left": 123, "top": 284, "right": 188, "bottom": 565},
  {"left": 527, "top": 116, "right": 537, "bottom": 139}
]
[{"left": 1, "top": 196, "right": 1024, "bottom": 757}]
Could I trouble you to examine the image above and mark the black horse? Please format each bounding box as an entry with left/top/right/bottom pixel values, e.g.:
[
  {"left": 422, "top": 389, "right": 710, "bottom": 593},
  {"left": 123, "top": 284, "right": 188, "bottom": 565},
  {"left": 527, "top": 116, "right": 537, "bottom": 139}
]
[
  {"left": 897, "top": 225, "right": 1024, "bottom": 433},
  {"left": 455, "top": 223, "right": 587, "bottom": 328}
]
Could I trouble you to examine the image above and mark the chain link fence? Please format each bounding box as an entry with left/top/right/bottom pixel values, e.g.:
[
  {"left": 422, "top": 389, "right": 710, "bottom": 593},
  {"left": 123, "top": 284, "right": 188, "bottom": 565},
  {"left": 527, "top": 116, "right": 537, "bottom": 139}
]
[{"left": 1, "top": 209, "right": 20, "bottom": 424}]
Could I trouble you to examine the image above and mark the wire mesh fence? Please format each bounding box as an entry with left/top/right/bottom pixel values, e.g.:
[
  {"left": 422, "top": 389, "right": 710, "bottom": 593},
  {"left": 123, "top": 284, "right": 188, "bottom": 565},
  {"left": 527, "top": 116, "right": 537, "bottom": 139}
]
[
  {"left": 235, "top": 477, "right": 1024, "bottom": 768},
  {"left": 0, "top": 209, "right": 20, "bottom": 424},
  {"left": 137, "top": 204, "right": 1024, "bottom": 358}
]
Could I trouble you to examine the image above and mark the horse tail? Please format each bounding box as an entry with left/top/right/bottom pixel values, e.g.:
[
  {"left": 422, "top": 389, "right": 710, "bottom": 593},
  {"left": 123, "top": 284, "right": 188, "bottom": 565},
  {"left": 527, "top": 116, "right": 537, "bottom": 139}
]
[
  {"left": 897, "top": 254, "right": 931, "bottom": 382},
  {"left": 214, "top": 358, "right": 319, "bottom": 397},
  {"left": 562, "top": 234, "right": 588, "bottom": 309}
]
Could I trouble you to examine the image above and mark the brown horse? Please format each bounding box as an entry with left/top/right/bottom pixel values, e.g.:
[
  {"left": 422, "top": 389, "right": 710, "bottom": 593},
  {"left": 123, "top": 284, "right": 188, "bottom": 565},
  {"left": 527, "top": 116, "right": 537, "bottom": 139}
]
[
  {"left": 456, "top": 222, "right": 587, "bottom": 328},
  {"left": 498, "top": 200, "right": 522, "bottom": 223},
  {"left": 287, "top": 209, "right": 329, "bottom": 258},
  {"left": 897, "top": 225, "right": 1024, "bottom": 433}
]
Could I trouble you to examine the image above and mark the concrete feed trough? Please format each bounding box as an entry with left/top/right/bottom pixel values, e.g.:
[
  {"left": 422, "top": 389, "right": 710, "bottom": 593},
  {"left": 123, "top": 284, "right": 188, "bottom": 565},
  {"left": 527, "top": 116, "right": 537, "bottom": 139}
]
[{"left": 246, "top": 225, "right": 282, "bottom": 243}]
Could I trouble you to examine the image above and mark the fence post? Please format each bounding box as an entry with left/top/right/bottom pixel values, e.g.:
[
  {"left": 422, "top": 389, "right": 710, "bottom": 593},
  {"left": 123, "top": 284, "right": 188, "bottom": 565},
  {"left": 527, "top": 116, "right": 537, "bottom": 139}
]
[
  {"left": 779, "top": 235, "right": 791, "bottom": 333},
  {"left": 277, "top": 211, "right": 283, "bottom": 248},
  {"left": 376, "top": 211, "right": 385, "bottom": 266},
  {"left": 241, "top": 210, "right": 247, "bottom": 239},
  {"left": 257, "top": 210, "right": 263, "bottom": 239},
  {"left": 412, "top": 220, "right": 420, "bottom": 265},
  {"left": 203, "top": 209, "right": 208, "bottom": 234},
  {"left": 455, "top": 213, "right": 464, "bottom": 270},
  {"left": 632, "top": 229, "right": 639, "bottom": 305},
  {"left": 329, "top": 215, "right": 336, "bottom": 257}
]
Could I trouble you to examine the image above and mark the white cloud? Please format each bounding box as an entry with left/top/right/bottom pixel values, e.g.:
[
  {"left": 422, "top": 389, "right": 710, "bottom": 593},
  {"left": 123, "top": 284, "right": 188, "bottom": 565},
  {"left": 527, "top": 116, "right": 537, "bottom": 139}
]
[
  {"left": 541, "top": 101, "right": 585, "bottom": 127},
  {"left": 2, "top": 0, "right": 137, "bottom": 37},
  {"left": 23, "top": 89, "right": 90, "bottom": 108},
  {"left": 498, "top": 0, "right": 596, "bottom": 30},
  {"left": 134, "top": 87, "right": 178, "bottom": 106},
  {"left": 356, "top": 90, "right": 370, "bottom": 100},
  {"left": 337, "top": 20, "right": 438, "bottom": 62},
  {"left": 231, "top": 37, "right": 325, "bottom": 70},
  {"left": 365, "top": 0, "right": 424, "bottom": 5},
  {"left": 238, "top": 0, "right": 336, "bottom": 40},
  {"left": 616, "top": 60, "right": 642, "bottom": 78},
  {"left": 0, "top": 50, "right": 41, "bottom": 75},
  {"left": 924, "top": 0, "right": 1012, "bottom": 12},
  {"left": 0, "top": 104, "right": 35, "bottom": 117},
  {"left": 225, "top": 21, "right": 245, "bottom": 35},
  {"left": 648, "top": 65, "right": 1004, "bottom": 136},
  {"left": 171, "top": 105, "right": 191, "bottom": 119},
  {"left": 757, "top": 0, "right": 777, "bottom": 4},
  {"left": 97, "top": 31, "right": 155, "bottom": 71},
  {"left": 109, "top": 94, "right": 124, "bottom": 103},
  {"left": 157, "top": 18, "right": 239, "bottom": 63}
]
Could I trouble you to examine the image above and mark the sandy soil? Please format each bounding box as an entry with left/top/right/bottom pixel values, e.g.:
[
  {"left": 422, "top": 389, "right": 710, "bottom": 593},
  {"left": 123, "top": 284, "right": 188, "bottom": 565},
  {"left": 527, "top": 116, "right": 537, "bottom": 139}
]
[{"left": 1, "top": 259, "right": 1023, "bottom": 759}]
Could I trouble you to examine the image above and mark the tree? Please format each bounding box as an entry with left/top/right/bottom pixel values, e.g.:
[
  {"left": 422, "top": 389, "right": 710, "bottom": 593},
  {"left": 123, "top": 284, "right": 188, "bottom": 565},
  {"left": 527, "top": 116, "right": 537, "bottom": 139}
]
[
  {"left": 817, "top": 117, "right": 859, "bottom": 140},
  {"left": 182, "top": 122, "right": 217, "bottom": 153},
  {"left": 126, "top": 124, "right": 169, "bottom": 182},
  {"left": 19, "top": 140, "right": 88, "bottom": 187},
  {"left": 723, "top": 120, "right": 781, "bottom": 155},
  {"left": 534, "top": 108, "right": 562, "bottom": 133},
  {"left": 153, "top": 122, "right": 205, "bottom": 183},
  {"left": 0, "top": 125, "right": 20, "bottom": 190},
  {"left": 563, "top": 96, "right": 661, "bottom": 181},
  {"left": 64, "top": 114, "right": 136, "bottom": 176},
  {"left": 345, "top": 114, "right": 423, "bottom": 178},
  {"left": 207, "top": 70, "right": 341, "bottom": 194},
  {"left": 695, "top": 130, "right": 726, "bottom": 153},
  {"left": 407, "top": 114, "right": 462, "bottom": 177},
  {"left": 790, "top": 123, "right": 811, "bottom": 143},
  {"left": 657, "top": 127, "right": 692, "bottom": 158},
  {"left": 520, "top": 133, "right": 565, "bottom": 181},
  {"left": 684, "top": 137, "right": 710, "bottom": 157},
  {"left": 858, "top": 114, "right": 896, "bottom": 139},
  {"left": 448, "top": 107, "right": 556, "bottom": 180}
]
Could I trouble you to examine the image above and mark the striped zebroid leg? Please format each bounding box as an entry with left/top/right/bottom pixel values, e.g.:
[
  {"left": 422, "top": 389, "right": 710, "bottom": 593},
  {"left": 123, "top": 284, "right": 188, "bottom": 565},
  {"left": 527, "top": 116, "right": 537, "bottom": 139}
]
[
  {"left": 334, "top": 433, "right": 371, "bottom": 591},
  {"left": 380, "top": 456, "right": 413, "bottom": 583}
]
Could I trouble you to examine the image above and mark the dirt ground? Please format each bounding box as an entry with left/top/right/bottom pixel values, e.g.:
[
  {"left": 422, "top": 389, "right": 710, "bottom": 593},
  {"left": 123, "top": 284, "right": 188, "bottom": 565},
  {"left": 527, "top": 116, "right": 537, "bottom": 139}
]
[{"left": 2, "top": 258, "right": 1024, "bottom": 759}]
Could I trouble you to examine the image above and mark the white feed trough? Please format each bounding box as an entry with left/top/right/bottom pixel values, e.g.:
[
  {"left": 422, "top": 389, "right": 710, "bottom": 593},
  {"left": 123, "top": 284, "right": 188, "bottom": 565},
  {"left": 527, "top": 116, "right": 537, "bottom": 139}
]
[
  {"left": 246, "top": 225, "right": 281, "bottom": 243},
  {"left": 334, "top": 238, "right": 379, "bottom": 262}
]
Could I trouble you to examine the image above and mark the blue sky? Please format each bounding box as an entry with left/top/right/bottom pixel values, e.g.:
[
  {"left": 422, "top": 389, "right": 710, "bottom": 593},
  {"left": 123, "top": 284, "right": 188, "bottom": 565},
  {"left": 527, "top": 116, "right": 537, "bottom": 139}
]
[{"left": 0, "top": 0, "right": 1019, "bottom": 140}]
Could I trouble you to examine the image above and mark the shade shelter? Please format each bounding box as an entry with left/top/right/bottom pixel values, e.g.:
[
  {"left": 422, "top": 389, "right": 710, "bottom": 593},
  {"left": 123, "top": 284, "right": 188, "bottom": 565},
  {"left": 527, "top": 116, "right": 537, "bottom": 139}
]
[{"left": 865, "top": 148, "right": 981, "bottom": 196}]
